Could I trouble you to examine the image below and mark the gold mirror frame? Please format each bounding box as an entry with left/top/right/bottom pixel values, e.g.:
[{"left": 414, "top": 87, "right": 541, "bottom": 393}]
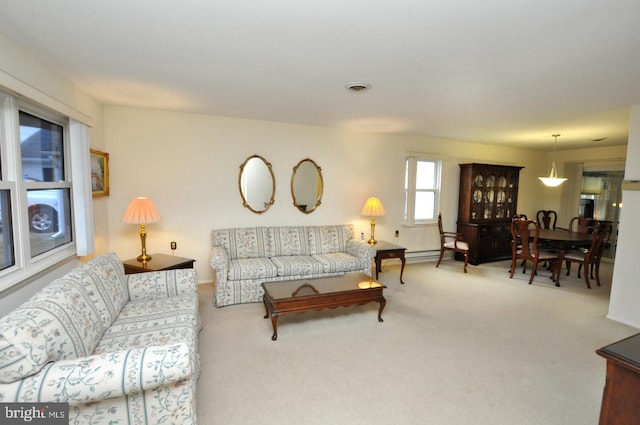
[
  {"left": 291, "top": 158, "right": 323, "bottom": 214},
  {"left": 238, "top": 154, "right": 276, "bottom": 214}
]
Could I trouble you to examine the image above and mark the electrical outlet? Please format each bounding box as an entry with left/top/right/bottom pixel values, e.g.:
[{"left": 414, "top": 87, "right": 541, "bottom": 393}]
[
  {"left": 395, "top": 230, "right": 399, "bottom": 237},
  {"left": 170, "top": 241, "right": 177, "bottom": 250}
]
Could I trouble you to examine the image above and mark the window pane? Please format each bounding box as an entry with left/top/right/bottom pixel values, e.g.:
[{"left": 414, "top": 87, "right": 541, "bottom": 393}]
[
  {"left": 0, "top": 190, "right": 15, "bottom": 270},
  {"left": 404, "top": 160, "right": 409, "bottom": 189},
  {"left": 20, "top": 111, "right": 64, "bottom": 182},
  {"left": 28, "top": 189, "right": 71, "bottom": 257},
  {"left": 416, "top": 161, "right": 435, "bottom": 189},
  {"left": 415, "top": 191, "right": 435, "bottom": 220}
]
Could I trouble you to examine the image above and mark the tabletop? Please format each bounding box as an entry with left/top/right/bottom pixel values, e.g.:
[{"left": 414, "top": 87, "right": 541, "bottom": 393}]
[
  {"left": 537, "top": 229, "right": 593, "bottom": 243},
  {"left": 373, "top": 240, "right": 406, "bottom": 252}
]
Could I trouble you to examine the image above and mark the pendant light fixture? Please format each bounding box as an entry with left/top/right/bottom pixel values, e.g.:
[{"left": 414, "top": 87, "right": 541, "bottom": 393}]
[{"left": 538, "top": 134, "right": 567, "bottom": 187}]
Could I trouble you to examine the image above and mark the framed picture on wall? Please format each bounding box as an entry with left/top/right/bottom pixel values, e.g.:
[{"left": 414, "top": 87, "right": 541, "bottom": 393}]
[{"left": 90, "top": 149, "right": 109, "bottom": 197}]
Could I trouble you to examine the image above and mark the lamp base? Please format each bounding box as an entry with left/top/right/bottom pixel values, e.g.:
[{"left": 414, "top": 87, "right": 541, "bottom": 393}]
[
  {"left": 137, "top": 224, "right": 151, "bottom": 264},
  {"left": 368, "top": 219, "right": 377, "bottom": 245},
  {"left": 136, "top": 253, "right": 152, "bottom": 264}
]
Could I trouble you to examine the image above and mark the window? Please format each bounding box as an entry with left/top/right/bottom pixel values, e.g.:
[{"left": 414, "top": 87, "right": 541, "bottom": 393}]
[
  {"left": 403, "top": 156, "right": 442, "bottom": 225},
  {"left": 20, "top": 111, "right": 72, "bottom": 256},
  {"left": 0, "top": 92, "right": 76, "bottom": 289}
]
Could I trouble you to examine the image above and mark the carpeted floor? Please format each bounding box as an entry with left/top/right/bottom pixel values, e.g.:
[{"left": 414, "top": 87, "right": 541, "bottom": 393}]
[{"left": 195, "top": 259, "right": 636, "bottom": 425}]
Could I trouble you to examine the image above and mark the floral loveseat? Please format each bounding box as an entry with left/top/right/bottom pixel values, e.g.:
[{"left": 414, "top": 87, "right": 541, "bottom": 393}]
[
  {"left": 0, "top": 253, "right": 201, "bottom": 424},
  {"left": 210, "top": 224, "right": 376, "bottom": 307}
]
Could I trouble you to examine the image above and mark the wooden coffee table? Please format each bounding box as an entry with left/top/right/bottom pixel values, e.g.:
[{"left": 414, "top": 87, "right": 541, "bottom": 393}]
[{"left": 262, "top": 273, "right": 386, "bottom": 341}]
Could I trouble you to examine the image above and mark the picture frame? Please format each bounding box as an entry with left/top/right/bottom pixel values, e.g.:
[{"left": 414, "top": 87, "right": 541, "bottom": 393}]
[{"left": 90, "top": 149, "right": 109, "bottom": 197}]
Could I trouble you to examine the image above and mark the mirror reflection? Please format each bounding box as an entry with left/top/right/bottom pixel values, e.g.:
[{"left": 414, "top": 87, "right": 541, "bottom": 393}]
[
  {"left": 291, "top": 158, "right": 323, "bottom": 214},
  {"left": 238, "top": 154, "right": 275, "bottom": 214}
]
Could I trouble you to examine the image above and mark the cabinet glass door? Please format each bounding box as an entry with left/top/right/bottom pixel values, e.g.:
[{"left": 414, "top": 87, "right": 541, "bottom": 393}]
[
  {"left": 484, "top": 174, "right": 495, "bottom": 219},
  {"left": 471, "top": 174, "right": 484, "bottom": 220},
  {"left": 496, "top": 175, "right": 507, "bottom": 218}
]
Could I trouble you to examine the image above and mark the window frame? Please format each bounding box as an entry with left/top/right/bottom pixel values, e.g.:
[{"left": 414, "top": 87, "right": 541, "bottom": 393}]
[
  {"left": 403, "top": 155, "right": 443, "bottom": 226},
  {"left": 0, "top": 91, "right": 77, "bottom": 291}
]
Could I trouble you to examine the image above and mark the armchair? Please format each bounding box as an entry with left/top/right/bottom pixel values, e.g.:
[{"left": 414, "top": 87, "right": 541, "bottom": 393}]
[{"left": 436, "top": 213, "right": 469, "bottom": 273}]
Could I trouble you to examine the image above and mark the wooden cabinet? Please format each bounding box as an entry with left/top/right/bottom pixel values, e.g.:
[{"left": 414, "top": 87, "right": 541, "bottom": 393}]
[{"left": 457, "top": 163, "right": 524, "bottom": 265}]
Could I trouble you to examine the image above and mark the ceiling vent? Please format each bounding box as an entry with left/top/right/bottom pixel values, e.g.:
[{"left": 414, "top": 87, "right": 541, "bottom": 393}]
[{"left": 346, "top": 82, "right": 371, "bottom": 93}]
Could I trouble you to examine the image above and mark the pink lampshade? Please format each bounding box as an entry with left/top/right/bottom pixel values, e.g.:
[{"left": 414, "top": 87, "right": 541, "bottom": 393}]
[
  {"left": 122, "top": 197, "right": 162, "bottom": 224},
  {"left": 361, "top": 197, "right": 386, "bottom": 217}
]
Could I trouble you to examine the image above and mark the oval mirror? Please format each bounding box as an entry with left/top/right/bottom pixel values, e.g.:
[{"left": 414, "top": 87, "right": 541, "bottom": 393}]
[
  {"left": 291, "top": 158, "right": 323, "bottom": 214},
  {"left": 238, "top": 154, "right": 275, "bottom": 214}
]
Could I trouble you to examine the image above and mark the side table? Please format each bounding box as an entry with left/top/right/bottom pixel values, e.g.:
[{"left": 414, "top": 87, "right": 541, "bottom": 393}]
[
  {"left": 123, "top": 253, "right": 196, "bottom": 274},
  {"left": 373, "top": 240, "right": 407, "bottom": 284}
]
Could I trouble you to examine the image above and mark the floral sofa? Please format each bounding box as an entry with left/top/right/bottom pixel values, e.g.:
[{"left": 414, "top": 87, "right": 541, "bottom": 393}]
[
  {"left": 0, "top": 252, "right": 201, "bottom": 424},
  {"left": 210, "top": 224, "right": 376, "bottom": 307}
]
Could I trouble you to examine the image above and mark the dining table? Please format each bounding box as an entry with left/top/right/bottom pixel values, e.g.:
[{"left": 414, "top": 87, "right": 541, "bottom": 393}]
[{"left": 536, "top": 228, "right": 593, "bottom": 286}]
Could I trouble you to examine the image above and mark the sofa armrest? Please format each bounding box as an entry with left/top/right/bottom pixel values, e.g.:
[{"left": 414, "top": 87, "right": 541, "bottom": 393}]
[
  {"left": 0, "top": 343, "right": 193, "bottom": 406},
  {"left": 209, "top": 246, "right": 229, "bottom": 287},
  {"left": 346, "top": 239, "right": 377, "bottom": 261},
  {"left": 126, "top": 269, "right": 198, "bottom": 301}
]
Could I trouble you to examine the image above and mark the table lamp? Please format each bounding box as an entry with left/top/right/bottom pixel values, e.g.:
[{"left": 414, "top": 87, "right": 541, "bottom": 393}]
[
  {"left": 361, "top": 197, "right": 386, "bottom": 245},
  {"left": 122, "top": 196, "right": 162, "bottom": 263}
]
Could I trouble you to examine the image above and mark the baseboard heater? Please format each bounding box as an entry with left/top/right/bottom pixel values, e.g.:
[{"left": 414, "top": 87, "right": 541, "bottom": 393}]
[{"left": 405, "top": 249, "right": 441, "bottom": 264}]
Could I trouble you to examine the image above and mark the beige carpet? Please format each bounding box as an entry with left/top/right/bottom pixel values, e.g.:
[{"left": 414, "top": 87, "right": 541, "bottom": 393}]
[{"left": 195, "top": 259, "right": 636, "bottom": 425}]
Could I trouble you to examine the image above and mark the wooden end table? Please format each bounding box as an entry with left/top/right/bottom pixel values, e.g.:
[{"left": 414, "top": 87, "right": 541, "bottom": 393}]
[
  {"left": 123, "top": 253, "right": 195, "bottom": 274},
  {"left": 262, "top": 273, "right": 386, "bottom": 341},
  {"left": 596, "top": 333, "right": 640, "bottom": 424},
  {"left": 373, "top": 240, "right": 407, "bottom": 284}
]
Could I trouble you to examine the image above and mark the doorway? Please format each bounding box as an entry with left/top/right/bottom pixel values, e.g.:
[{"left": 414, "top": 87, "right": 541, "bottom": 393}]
[{"left": 580, "top": 170, "right": 624, "bottom": 260}]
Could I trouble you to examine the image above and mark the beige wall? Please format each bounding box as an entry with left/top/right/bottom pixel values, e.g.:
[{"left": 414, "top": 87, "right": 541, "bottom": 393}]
[
  {"left": 105, "top": 106, "right": 589, "bottom": 282},
  {"left": 609, "top": 105, "right": 640, "bottom": 328}
]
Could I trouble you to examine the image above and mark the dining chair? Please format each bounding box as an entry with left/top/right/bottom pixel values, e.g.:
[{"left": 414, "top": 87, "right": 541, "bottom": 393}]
[
  {"left": 536, "top": 210, "right": 558, "bottom": 268},
  {"left": 436, "top": 213, "right": 469, "bottom": 273},
  {"left": 536, "top": 210, "right": 557, "bottom": 229},
  {"left": 509, "top": 218, "right": 559, "bottom": 284},
  {"left": 563, "top": 216, "right": 596, "bottom": 233},
  {"left": 563, "top": 221, "right": 613, "bottom": 288}
]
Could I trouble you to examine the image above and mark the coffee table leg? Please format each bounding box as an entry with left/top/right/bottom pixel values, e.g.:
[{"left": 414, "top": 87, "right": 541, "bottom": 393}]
[
  {"left": 263, "top": 295, "right": 269, "bottom": 319},
  {"left": 263, "top": 295, "right": 279, "bottom": 340},
  {"left": 399, "top": 254, "right": 406, "bottom": 284},
  {"left": 270, "top": 316, "right": 279, "bottom": 341},
  {"left": 377, "top": 297, "right": 386, "bottom": 322}
]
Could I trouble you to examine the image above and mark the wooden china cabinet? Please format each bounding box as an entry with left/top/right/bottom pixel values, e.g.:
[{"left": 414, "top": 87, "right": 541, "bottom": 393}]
[{"left": 457, "top": 163, "right": 524, "bottom": 265}]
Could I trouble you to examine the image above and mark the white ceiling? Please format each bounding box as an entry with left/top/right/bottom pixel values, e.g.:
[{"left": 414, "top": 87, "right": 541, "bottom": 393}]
[{"left": 1, "top": 0, "right": 639, "bottom": 150}]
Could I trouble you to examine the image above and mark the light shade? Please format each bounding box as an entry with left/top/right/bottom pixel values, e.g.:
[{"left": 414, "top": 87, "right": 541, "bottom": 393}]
[
  {"left": 361, "top": 197, "right": 386, "bottom": 217},
  {"left": 539, "top": 134, "right": 567, "bottom": 187},
  {"left": 122, "top": 197, "right": 162, "bottom": 224},
  {"left": 538, "top": 161, "right": 568, "bottom": 187}
]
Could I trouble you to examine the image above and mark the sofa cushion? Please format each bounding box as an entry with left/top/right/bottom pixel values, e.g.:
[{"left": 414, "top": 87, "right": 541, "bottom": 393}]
[
  {"left": 64, "top": 252, "right": 128, "bottom": 329},
  {"left": 269, "top": 226, "right": 310, "bottom": 257},
  {"left": 270, "top": 255, "right": 324, "bottom": 276},
  {"left": 307, "top": 225, "right": 352, "bottom": 255},
  {"left": 0, "top": 280, "right": 105, "bottom": 383},
  {"left": 227, "top": 258, "right": 278, "bottom": 281},
  {"left": 212, "top": 227, "right": 270, "bottom": 260},
  {"left": 312, "top": 252, "right": 370, "bottom": 274},
  {"left": 94, "top": 295, "right": 200, "bottom": 373}
]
